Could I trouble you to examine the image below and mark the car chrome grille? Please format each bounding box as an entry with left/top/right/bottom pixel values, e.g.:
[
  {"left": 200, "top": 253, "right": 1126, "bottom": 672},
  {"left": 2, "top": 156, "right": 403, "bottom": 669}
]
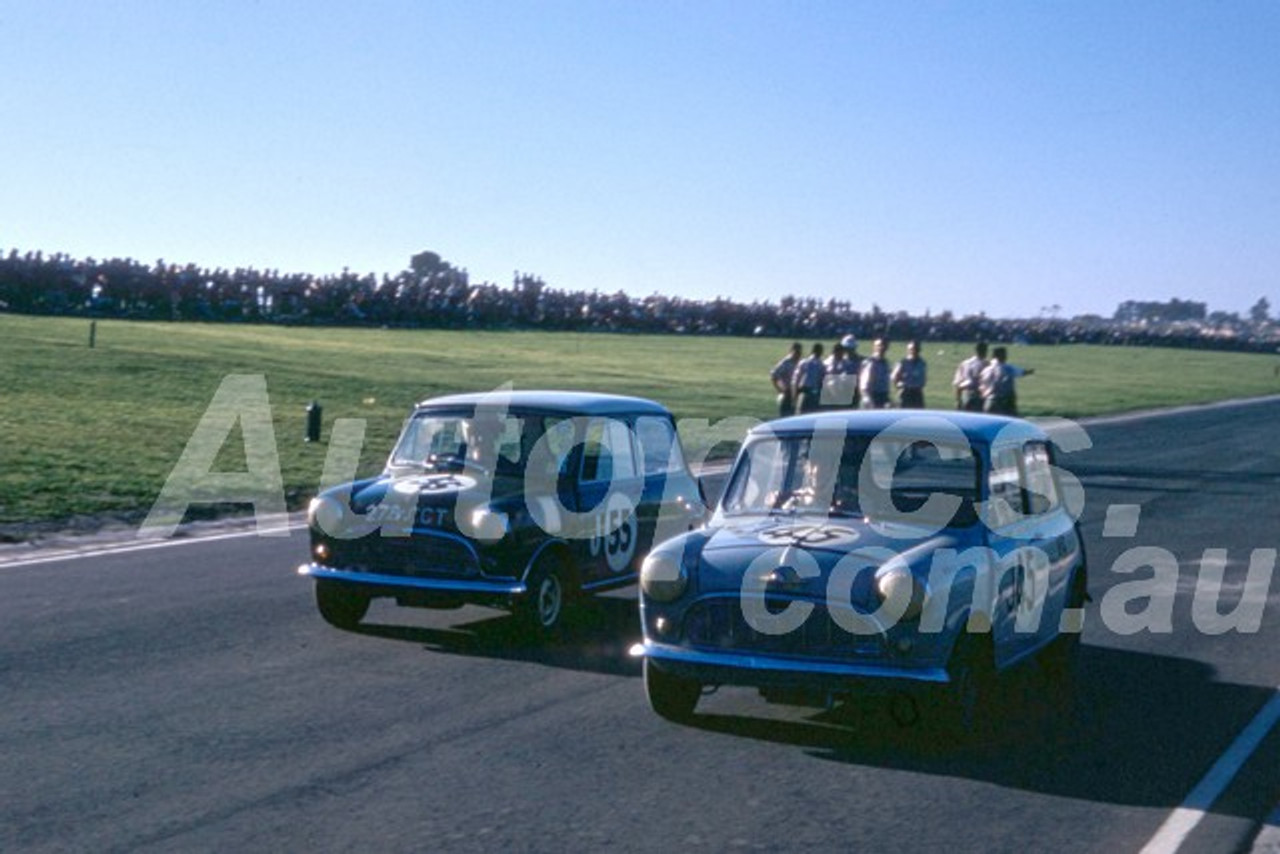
[
  {"left": 326, "top": 534, "right": 480, "bottom": 578},
  {"left": 683, "top": 597, "right": 885, "bottom": 659}
]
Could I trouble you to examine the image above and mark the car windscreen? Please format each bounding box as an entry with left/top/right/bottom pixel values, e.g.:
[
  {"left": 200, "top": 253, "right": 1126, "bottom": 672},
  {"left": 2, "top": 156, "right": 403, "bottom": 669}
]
[
  {"left": 720, "top": 429, "right": 980, "bottom": 526},
  {"left": 390, "top": 411, "right": 560, "bottom": 477}
]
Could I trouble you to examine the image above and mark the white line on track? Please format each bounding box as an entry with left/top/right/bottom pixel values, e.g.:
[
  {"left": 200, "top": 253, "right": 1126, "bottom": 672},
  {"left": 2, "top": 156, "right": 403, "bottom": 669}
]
[
  {"left": 0, "top": 464, "right": 733, "bottom": 570},
  {"left": 1251, "top": 805, "right": 1280, "bottom": 853},
  {"left": 1140, "top": 688, "right": 1280, "bottom": 854},
  {"left": 0, "top": 523, "right": 297, "bottom": 569}
]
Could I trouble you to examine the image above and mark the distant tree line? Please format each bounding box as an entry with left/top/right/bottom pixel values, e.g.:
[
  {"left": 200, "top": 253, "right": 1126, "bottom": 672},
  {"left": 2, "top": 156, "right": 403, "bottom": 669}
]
[
  {"left": 1115, "top": 298, "right": 1208, "bottom": 325},
  {"left": 2, "top": 247, "right": 1277, "bottom": 354}
]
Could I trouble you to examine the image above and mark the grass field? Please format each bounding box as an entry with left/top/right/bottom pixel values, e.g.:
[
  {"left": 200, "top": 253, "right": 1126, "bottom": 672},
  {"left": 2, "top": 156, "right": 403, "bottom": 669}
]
[{"left": 2, "top": 313, "right": 1278, "bottom": 536}]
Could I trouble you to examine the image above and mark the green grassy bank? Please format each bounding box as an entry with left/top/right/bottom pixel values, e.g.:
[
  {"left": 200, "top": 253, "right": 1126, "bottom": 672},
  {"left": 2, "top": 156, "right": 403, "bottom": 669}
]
[{"left": 2, "top": 314, "right": 1278, "bottom": 534}]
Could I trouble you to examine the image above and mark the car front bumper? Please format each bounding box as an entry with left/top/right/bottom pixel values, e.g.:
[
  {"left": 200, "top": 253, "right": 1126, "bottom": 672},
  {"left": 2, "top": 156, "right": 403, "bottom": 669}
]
[
  {"left": 631, "top": 640, "right": 951, "bottom": 690},
  {"left": 298, "top": 563, "right": 527, "bottom": 597}
]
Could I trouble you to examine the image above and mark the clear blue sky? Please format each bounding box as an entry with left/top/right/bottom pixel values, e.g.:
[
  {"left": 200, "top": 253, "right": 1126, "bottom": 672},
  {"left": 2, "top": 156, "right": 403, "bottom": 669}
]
[{"left": 3, "top": 0, "right": 1278, "bottom": 320}]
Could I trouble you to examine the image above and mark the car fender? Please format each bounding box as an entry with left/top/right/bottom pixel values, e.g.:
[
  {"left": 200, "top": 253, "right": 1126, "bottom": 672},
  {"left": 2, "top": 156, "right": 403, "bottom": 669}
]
[{"left": 519, "top": 538, "right": 577, "bottom": 586}]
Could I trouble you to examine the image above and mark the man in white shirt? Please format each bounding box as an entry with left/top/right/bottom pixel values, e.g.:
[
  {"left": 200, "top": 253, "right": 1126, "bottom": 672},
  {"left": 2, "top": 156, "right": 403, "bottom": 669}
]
[
  {"left": 952, "top": 341, "right": 989, "bottom": 411},
  {"left": 979, "top": 345, "right": 1034, "bottom": 415}
]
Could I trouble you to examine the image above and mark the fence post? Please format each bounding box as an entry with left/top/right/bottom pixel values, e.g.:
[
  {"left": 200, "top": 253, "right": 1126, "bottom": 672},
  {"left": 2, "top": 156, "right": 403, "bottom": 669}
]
[{"left": 306, "top": 401, "right": 323, "bottom": 442}]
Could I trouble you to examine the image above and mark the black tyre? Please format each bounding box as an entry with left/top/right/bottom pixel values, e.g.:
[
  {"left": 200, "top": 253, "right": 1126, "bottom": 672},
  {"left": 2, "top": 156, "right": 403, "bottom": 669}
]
[
  {"left": 1040, "top": 626, "right": 1080, "bottom": 679},
  {"left": 315, "top": 580, "right": 370, "bottom": 630},
  {"left": 937, "top": 631, "right": 998, "bottom": 744},
  {"left": 1040, "top": 568, "right": 1088, "bottom": 716},
  {"left": 516, "top": 552, "right": 573, "bottom": 639},
  {"left": 644, "top": 659, "right": 701, "bottom": 722}
]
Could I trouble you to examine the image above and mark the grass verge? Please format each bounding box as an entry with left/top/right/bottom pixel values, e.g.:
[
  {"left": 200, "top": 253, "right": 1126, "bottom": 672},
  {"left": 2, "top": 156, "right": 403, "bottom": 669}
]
[{"left": 2, "top": 314, "right": 1278, "bottom": 537}]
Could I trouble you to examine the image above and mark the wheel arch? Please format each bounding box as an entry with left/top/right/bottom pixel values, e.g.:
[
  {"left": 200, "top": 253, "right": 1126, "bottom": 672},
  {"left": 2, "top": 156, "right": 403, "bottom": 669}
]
[{"left": 520, "top": 539, "right": 581, "bottom": 590}]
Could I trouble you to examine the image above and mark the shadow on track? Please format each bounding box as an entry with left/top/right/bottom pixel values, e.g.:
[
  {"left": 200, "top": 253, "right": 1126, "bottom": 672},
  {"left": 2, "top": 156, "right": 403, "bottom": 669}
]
[
  {"left": 350, "top": 599, "right": 1276, "bottom": 814},
  {"left": 351, "top": 594, "right": 645, "bottom": 678},
  {"left": 685, "top": 644, "right": 1276, "bottom": 814}
]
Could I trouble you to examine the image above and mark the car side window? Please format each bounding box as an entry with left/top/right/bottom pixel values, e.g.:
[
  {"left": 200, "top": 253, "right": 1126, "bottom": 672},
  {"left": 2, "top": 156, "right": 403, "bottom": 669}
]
[
  {"left": 635, "top": 416, "right": 685, "bottom": 476},
  {"left": 581, "top": 418, "right": 638, "bottom": 484},
  {"left": 532, "top": 416, "right": 578, "bottom": 481},
  {"left": 495, "top": 417, "right": 525, "bottom": 465}
]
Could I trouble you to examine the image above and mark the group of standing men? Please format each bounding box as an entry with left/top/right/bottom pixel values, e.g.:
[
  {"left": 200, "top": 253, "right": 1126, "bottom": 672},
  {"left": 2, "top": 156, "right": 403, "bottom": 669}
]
[{"left": 770, "top": 337, "right": 1032, "bottom": 419}]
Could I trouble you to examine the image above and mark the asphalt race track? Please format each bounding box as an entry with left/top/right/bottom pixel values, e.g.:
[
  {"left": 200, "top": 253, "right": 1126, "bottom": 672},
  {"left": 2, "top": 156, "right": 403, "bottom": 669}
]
[{"left": 3, "top": 401, "right": 1279, "bottom": 853}]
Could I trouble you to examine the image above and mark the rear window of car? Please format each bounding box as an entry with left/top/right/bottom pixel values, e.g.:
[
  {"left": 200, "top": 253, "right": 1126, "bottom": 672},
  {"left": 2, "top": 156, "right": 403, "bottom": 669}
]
[
  {"left": 986, "top": 440, "right": 1061, "bottom": 526},
  {"left": 1022, "top": 441, "right": 1061, "bottom": 516},
  {"left": 987, "top": 445, "right": 1025, "bottom": 528},
  {"left": 634, "top": 415, "right": 687, "bottom": 476}
]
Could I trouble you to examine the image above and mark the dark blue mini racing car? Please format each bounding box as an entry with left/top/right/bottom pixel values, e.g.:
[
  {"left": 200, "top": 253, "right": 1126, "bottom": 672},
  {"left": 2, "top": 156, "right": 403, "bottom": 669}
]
[
  {"left": 634, "top": 409, "right": 1088, "bottom": 733},
  {"left": 300, "top": 390, "right": 708, "bottom": 638}
]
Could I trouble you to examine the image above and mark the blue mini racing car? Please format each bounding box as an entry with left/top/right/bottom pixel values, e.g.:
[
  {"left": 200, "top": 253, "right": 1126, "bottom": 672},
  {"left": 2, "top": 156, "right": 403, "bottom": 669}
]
[
  {"left": 300, "top": 390, "right": 707, "bottom": 638},
  {"left": 634, "top": 409, "right": 1088, "bottom": 732}
]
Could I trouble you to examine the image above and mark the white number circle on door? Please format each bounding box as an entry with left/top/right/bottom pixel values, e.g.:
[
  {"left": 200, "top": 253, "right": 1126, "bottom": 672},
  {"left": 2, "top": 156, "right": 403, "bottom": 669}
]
[{"left": 591, "top": 493, "right": 637, "bottom": 572}]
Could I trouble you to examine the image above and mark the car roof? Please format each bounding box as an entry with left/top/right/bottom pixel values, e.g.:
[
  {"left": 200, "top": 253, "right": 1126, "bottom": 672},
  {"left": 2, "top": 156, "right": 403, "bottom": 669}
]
[
  {"left": 414, "top": 390, "right": 672, "bottom": 417},
  {"left": 752, "top": 409, "right": 1046, "bottom": 444}
]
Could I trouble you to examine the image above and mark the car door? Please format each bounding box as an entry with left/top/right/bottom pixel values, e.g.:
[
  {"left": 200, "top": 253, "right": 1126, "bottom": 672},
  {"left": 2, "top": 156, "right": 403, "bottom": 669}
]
[
  {"left": 632, "top": 414, "right": 707, "bottom": 561},
  {"left": 575, "top": 416, "right": 644, "bottom": 585},
  {"left": 1017, "top": 441, "right": 1079, "bottom": 651},
  {"left": 984, "top": 440, "right": 1068, "bottom": 666}
]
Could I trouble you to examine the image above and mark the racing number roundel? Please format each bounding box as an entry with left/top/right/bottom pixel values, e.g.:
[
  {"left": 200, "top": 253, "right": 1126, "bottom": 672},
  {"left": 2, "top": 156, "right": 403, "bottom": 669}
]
[
  {"left": 590, "top": 492, "right": 638, "bottom": 572},
  {"left": 392, "top": 474, "right": 477, "bottom": 496},
  {"left": 757, "top": 523, "right": 859, "bottom": 549}
]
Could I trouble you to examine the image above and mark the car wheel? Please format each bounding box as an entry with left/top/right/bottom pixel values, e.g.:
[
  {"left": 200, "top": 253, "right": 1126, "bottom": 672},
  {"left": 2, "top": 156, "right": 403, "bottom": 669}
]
[
  {"left": 1040, "top": 626, "right": 1080, "bottom": 682},
  {"left": 644, "top": 659, "right": 700, "bottom": 722},
  {"left": 516, "top": 552, "right": 573, "bottom": 639},
  {"left": 1041, "top": 569, "right": 1087, "bottom": 684},
  {"left": 1039, "top": 571, "right": 1080, "bottom": 676},
  {"left": 938, "top": 632, "right": 997, "bottom": 744},
  {"left": 315, "top": 580, "right": 370, "bottom": 630}
]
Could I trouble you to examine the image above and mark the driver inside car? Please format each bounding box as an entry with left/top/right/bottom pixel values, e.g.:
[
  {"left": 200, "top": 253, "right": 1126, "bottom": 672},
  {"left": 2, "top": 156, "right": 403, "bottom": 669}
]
[
  {"left": 459, "top": 415, "right": 504, "bottom": 472},
  {"left": 767, "top": 437, "right": 866, "bottom": 517}
]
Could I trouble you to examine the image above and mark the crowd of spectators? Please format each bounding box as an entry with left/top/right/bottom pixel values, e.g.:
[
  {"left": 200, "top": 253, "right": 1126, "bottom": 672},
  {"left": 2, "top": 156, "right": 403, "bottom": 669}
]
[{"left": 2, "top": 247, "right": 1277, "bottom": 354}]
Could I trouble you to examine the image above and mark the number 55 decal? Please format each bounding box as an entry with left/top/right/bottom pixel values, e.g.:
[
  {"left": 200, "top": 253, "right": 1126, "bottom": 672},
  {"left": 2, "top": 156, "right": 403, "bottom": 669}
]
[{"left": 590, "top": 495, "right": 638, "bottom": 572}]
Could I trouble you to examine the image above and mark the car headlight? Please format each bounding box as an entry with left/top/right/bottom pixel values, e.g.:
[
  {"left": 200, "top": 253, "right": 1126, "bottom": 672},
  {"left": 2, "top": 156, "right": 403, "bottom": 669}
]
[
  {"left": 470, "top": 507, "right": 509, "bottom": 542},
  {"left": 641, "top": 551, "right": 688, "bottom": 602},
  {"left": 874, "top": 563, "right": 925, "bottom": 622},
  {"left": 308, "top": 496, "right": 345, "bottom": 535}
]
